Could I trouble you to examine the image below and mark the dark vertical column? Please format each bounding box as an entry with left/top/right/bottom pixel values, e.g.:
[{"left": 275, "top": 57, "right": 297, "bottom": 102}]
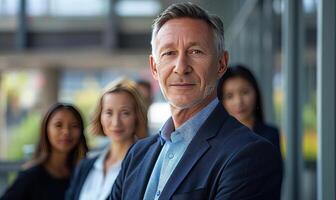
[
  {"left": 283, "top": 0, "right": 304, "bottom": 200},
  {"left": 16, "top": 0, "right": 28, "bottom": 50},
  {"left": 260, "top": 0, "right": 275, "bottom": 123},
  {"left": 317, "top": 0, "right": 336, "bottom": 199},
  {"left": 104, "top": 0, "right": 118, "bottom": 50}
]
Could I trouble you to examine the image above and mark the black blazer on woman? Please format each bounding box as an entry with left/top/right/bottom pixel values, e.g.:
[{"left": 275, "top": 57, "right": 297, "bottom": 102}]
[
  {"left": 0, "top": 164, "right": 69, "bottom": 200},
  {"left": 253, "top": 121, "right": 281, "bottom": 152},
  {"left": 65, "top": 156, "right": 98, "bottom": 200}
]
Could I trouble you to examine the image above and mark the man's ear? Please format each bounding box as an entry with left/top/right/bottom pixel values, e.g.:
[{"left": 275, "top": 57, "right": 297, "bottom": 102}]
[
  {"left": 149, "top": 55, "right": 158, "bottom": 80},
  {"left": 218, "top": 51, "right": 229, "bottom": 78}
]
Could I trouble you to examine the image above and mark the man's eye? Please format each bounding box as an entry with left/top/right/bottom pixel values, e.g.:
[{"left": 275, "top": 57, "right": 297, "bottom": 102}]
[
  {"left": 190, "top": 49, "right": 202, "bottom": 54},
  {"left": 162, "top": 51, "right": 174, "bottom": 57}
]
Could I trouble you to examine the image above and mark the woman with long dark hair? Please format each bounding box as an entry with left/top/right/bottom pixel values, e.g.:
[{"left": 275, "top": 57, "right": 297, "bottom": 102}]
[
  {"left": 217, "top": 64, "right": 281, "bottom": 151},
  {"left": 1, "top": 103, "right": 88, "bottom": 200}
]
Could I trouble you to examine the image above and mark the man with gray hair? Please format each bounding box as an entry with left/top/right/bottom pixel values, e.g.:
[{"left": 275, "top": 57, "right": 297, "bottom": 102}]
[{"left": 109, "top": 2, "right": 282, "bottom": 200}]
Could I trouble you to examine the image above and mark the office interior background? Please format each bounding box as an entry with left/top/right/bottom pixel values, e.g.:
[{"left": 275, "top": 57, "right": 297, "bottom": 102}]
[{"left": 0, "top": 0, "right": 335, "bottom": 200}]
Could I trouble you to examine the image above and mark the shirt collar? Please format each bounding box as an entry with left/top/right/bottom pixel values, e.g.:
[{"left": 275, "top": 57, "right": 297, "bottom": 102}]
[
  {"left": 159, "top": 98, "right": 219, "bottom": 144},
  {"left": 93, "top": 147, "right": 110, "bottom": 170}
]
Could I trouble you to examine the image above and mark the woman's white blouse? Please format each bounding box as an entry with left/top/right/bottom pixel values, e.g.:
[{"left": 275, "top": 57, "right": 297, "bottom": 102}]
[{"left": 79, "top": 149, "right": 122, "bottom": 200}]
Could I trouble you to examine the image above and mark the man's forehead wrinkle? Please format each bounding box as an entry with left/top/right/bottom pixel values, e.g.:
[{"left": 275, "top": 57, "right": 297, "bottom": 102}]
[
  {"left": 158, "top": 41, "right": 199, "bottom": 49},
  {"left": 157, "top": 33, "right": 206, "bottom": 50}
]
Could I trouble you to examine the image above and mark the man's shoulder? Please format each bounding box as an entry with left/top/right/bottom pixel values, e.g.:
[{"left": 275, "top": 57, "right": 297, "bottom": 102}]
[
  {"left": 216, "top": 116, "right": 274, "bottom": 152},
  {"left": 255, "top": 122, "right": 280, "bottom": 136},
  {"left": 132, "top": 134, "right": 160, "bottom": 151},
  {"left": 118, "top": 134, "right": 161, "bottom": 174}
]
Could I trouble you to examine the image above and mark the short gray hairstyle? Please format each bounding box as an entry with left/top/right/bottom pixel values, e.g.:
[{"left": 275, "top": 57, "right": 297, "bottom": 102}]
[{"left": 151, "top": 2, "right": 225, "bottom": 58}]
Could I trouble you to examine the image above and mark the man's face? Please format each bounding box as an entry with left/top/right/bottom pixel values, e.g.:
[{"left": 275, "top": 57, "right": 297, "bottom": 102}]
[{"left": 150, "top": 18, "right": 228, "bottom": 109}]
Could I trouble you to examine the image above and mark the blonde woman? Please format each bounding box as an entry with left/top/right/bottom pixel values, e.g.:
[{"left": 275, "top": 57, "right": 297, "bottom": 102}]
[{"left": 66, "top": 78, "right": 148, "bottom": 200}]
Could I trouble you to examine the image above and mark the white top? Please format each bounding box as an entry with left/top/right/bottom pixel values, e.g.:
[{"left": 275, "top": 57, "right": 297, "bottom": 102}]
[{"left": 79, "top": 148, "right": 122, "bottom": 200}]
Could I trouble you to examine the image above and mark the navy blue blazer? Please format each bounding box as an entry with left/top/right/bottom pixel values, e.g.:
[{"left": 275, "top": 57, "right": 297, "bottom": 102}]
[
  {"left": 109, "top": 103, "right": 283, "bottom": 200},
  {"left": 65, "top": 156, "right": 98, "bottom": 200}
]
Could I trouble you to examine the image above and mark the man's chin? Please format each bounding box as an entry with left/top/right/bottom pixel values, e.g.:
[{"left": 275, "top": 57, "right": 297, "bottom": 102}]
[
  {"left": 168, "top": 99, "right": 203, "bottom": 110},
  {"left": 166, "top": 92, "right": 215, "bottom": 111}
]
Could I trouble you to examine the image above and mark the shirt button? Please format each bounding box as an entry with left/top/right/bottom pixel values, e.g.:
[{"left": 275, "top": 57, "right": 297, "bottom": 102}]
[
  {"left": 168, "top": 153, "right": 174, "bottom": 159},
  {"left": 156, "top": 190, "right": 161, "bottom": 196}
]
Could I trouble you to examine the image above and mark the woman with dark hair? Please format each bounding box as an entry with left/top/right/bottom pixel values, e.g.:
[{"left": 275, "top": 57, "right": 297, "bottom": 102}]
[
  {"left": 1, "top": 103, "right": 88, "bottom": 200},
  {"left": 66, "top": 78, "right": 148, "bottom": 200},
  {"left": 217, "top": 65, "right": 281, "bottom": 151}
]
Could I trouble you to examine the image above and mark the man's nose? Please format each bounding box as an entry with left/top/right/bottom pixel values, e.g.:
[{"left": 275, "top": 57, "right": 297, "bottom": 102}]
[{"left": 173, "top": 53, "right": 192, "bottom": 75}]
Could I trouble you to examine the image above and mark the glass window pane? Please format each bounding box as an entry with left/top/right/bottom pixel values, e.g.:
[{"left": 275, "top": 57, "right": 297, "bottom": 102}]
[
  {"left": 115, "top": 0, "right": 161, "bottom": 16},
  {"left": 49, "top": 0, "right": 107, "bottom": 16},
  {"left": 0, "top": 0, "right": 19, "bottom": 16},
  {"left": 27, "top": 0, "right": 48, "bottom": 16}
]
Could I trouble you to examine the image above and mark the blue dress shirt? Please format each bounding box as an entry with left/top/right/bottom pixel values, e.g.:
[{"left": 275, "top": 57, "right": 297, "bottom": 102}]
[{"left": 143, "top": 98, "right": 219, "bottom": 200}]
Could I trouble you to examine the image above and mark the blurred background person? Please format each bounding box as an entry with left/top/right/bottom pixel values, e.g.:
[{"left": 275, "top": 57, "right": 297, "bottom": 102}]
[
  {"left": 66, "top": 78, "right": 148, "bottom": 200},
  {"left": 136, "top": 79, "right": 153, "bottom": 110},
  {"left": 217, "top": 64, "right": 281, "bottom": 151},
  {"left": 5, "top": 92, "right": 28, "bottom": 131},
  {"left": 0, "top": 103, "right": 88, "bottom": 200}
]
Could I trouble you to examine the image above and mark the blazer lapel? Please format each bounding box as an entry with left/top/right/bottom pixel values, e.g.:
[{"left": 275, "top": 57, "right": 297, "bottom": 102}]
[
  {"left": 75, "top": 157, "right": 98, "bottom": 199},
  {"left": 159, "top": 140, "right": 209, "bottom": 200},
  {"left": 136, "top": 136, "right": 164, "bottom": 199},
  {"left": 159, "top": 103, "right": 229, "bottom": 199}
]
